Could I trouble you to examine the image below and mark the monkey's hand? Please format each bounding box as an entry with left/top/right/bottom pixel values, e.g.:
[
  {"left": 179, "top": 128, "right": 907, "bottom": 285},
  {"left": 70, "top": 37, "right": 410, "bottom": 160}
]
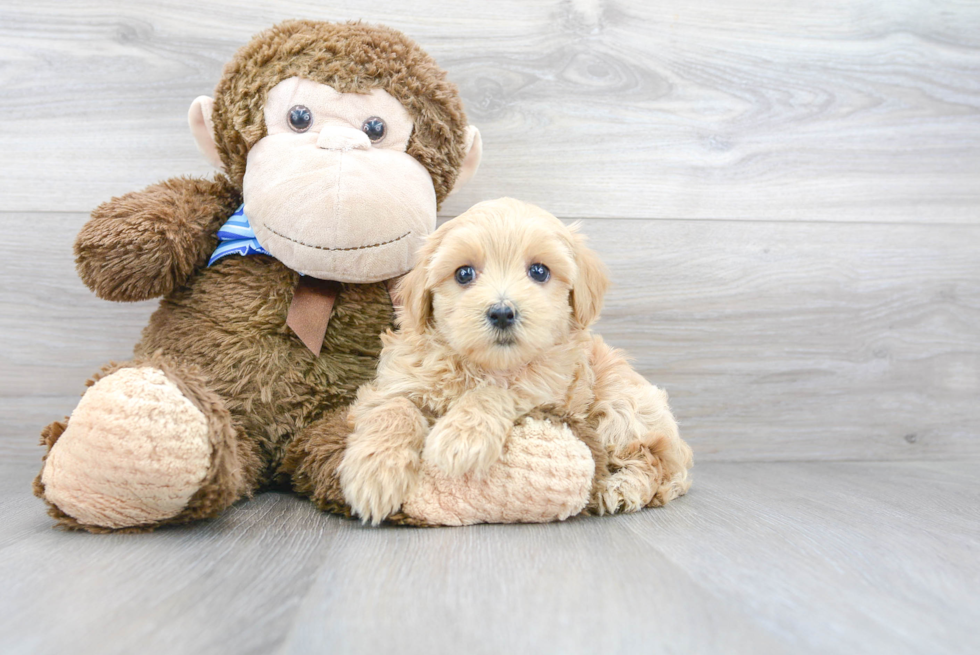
[
  {"left": 75, "top": 175, "right": 240, "bottom": 302},
  {"left": 423, "top": 386, "right": 517, "bottom": 477},
  {"left": 338, "top": 396, "right": 428, "bottom": 525}
]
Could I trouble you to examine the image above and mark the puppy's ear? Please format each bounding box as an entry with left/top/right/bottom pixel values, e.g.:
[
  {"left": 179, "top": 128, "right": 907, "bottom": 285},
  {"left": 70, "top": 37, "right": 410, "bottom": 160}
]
[
  {"left": 568, "top": 224, "right": 610, "bottom": 328},
  {"left": 395, "top": 259, "right": 431, "bottom": 333},
  {"left": 395, "top": 223, "right": 453, "bottom": 333}
]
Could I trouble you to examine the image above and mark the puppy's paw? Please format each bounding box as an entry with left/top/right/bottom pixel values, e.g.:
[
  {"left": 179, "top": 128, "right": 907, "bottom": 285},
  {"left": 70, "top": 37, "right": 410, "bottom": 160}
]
[
  {"left": 339, "top": 445, "right": 420, "bottom": 525},
  {"left": 423, "top": 416, "right": 506, "bottom": 477},
  {"left": 592, "top": 467, "right": 655, "bottom": 515}
]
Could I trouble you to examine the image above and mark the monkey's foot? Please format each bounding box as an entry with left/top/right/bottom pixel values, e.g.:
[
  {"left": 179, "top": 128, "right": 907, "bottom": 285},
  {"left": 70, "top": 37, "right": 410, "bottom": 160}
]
[
  {"left": 38, "top": 366, "right": 221, "bottom": 530},
  {"left": 401, "top": 417, "right": 594, "bottom": 525}
]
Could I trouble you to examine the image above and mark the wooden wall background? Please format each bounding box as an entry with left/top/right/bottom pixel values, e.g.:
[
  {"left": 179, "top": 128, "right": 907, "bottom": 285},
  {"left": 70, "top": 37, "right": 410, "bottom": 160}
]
[{"left": 1, "top": 0, "right": 978, "bottom": 465}]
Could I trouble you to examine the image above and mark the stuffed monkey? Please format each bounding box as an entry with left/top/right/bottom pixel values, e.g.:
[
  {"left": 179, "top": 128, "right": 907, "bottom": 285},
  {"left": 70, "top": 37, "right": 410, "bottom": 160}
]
[{"left": 34, "top": 20, "right": 596, "bottom": 531}]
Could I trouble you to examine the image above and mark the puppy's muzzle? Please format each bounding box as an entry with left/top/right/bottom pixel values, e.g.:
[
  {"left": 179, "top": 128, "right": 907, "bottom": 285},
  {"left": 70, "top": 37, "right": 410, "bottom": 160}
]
[{"left": 486, "top": 303, "right": 517, "bottom": 331}]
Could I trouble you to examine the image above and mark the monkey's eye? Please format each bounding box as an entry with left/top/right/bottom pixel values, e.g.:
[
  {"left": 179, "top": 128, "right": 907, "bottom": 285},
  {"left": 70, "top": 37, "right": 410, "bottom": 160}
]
[
  {"left": 362, "top": 117, "right": 386, "bottom": 143},
  {"left": 288, "top": 105, "right": 313, "bottom": 132},
  {"left": 455, "top": 266, "right": 476, "bottom": 285},
  {"left": 528, "top": 263, "right": 550, "bottom": 283}
]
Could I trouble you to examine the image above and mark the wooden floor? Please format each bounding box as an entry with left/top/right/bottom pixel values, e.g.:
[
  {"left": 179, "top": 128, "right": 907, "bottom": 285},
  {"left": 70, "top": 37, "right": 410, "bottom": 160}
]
[
  {"left": 2, "top": 0, "right": 979, "bottom": 653},
  {"left": 1, "top": 459, "right": 976, "bottom": 655}
]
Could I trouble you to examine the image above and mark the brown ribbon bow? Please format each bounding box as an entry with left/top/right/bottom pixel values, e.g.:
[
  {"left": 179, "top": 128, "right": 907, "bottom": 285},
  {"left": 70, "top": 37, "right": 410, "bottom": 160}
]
[{"left": 286, "top": 277, "right": 400, "bottom": 356}]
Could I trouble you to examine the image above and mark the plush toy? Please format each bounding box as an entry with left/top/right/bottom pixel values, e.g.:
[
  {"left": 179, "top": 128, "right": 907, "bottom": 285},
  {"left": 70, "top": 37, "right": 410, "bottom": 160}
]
[{"left": 33, "top": 20, "right": 596, "bottom": 531}]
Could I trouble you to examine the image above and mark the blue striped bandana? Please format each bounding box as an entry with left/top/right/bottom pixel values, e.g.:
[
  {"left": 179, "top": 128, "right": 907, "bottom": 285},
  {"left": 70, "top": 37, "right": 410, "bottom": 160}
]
[{"left": 208, "top": 205, "right": 271, "bottom": 266}]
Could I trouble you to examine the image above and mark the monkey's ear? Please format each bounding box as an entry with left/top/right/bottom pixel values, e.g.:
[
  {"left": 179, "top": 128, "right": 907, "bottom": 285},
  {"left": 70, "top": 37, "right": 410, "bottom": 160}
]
[
  {"left": 568, "top": 226, "right": 610, "bottom": 329},
  {"left": 188, "top": 96, "right": 224, "bottom": 170},
  {"left": 448, "top": 126, "right": 482, "bottom": 196}
]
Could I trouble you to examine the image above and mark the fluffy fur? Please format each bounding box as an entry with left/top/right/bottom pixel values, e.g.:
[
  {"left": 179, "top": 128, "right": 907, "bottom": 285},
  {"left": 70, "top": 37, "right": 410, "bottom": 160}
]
[
  {"left": 340, "top": 198, "right": 693, "bottom": 525},
  {"left": 212, "top": 20, "right": 470, "bottom": 202},
  {"left": 34, "top": 21, "right": 471, "bottom": 531}
]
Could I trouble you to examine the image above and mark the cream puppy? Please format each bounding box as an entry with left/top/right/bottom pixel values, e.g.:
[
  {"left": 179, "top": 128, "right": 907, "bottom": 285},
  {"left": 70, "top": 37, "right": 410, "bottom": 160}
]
[{"left": 339, "top": 198, "right": 692, "bottom": 524}]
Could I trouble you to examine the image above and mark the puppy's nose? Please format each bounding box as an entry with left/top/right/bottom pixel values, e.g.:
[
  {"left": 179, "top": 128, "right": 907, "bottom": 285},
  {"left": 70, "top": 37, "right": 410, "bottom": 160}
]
[{"left": 486, "top": 303, "right": 517, "bottom": 330}]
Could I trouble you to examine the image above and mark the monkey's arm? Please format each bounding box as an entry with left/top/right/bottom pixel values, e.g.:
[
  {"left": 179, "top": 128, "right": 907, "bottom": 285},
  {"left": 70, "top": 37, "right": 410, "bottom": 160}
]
[{"left": 75, "top": 175, "right": 240, "bottom": 302}]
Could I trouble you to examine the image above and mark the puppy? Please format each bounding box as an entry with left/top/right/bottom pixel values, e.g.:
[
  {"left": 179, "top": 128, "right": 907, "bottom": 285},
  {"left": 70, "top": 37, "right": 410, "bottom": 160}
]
[{"left": 339, "top": 198, "right": 693, "bottom": 524}]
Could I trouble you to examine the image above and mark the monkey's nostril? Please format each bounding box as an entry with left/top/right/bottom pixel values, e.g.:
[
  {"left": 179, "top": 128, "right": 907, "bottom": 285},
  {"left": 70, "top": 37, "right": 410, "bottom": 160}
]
[{"left": 486, "top": 303, "right": 517, "bottom": 330}]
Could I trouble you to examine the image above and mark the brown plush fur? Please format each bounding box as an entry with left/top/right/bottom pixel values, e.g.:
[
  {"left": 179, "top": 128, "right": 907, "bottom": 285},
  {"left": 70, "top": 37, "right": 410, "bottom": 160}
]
[
  {"left": 212, "top": 20, "right": 470, "bottom": 204},
  {"left": 35, "top": 271, "right": 395, "bottom": 532},
  {"left": 35, "top": 20, "right": 471, "bottom": 532},
  {"left": 278, "top": 408, "right": 354, "bottom": 518},
  {"left": 76, "top": 176, "right": 241, "bottom": 302}
]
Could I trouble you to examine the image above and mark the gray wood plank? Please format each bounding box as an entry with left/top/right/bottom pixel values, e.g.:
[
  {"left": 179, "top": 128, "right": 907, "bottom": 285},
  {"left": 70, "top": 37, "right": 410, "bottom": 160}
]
[
  {"left": 598, "top": 218, "right": 980, "bottom": 462},
  {"left": 0, "top": 489, "right": 341, "bottom": 655},
  {"left": 277, "top": 507, "right": 799, "bottom": 655},
  {"left": 3, "top": 212, "right": 977, "bottom": 462},
  {"left": 624, "top": 461, "right": 980, "bottom": 655},
  {"left": 5, "top": 461, "right": 973, "bottom": 655},
  {"left": 1, "top": 0, "right": 978, "bottom": 222},
  {"left": 0, "top": 212, "right": 153, "bottom": 400},
  {"left": 0, "top": 396, "right": 84, "bottom": 466},
  {"left": 276, "top": 461, "right": 980, "bottom": 655}
]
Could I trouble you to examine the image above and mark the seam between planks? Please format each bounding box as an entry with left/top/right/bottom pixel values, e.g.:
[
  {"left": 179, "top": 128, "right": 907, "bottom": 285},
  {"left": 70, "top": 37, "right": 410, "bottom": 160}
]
[{"left": 5, "top": 210, "right": 980, "bottom": 230}]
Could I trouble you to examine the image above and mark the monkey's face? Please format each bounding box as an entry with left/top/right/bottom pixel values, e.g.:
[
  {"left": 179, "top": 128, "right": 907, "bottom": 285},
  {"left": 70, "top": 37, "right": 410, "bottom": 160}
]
[
  {"left": 190, "top": 22, "right": 482, "bottom": 283},
  {"left": 238, "top": 77, "right": 436, "bottom": 282}
]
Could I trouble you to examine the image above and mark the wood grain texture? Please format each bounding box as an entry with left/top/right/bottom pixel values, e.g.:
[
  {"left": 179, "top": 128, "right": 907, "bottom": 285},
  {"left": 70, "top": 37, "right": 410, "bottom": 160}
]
[
  {"left": 0, "top": 465, "right": 337, "bottom": 655},
  {"left": 2, "top": 3, "right": 977, "bottom": 653},
  {"left": 598, "top": 218, "right": 980, "bottom": 461},
  {"left": 1, "top": 0, "right": 979, "bottom": 221},
  {"left": 3, "top": 212, "right": 976, "bottom": 463},
  {"left": 1, "top": 460, "right": 977, "bottom": 654}
]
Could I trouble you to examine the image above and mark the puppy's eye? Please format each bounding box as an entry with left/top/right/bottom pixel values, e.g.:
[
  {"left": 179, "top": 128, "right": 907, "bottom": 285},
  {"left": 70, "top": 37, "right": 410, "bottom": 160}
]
[
  {"left": 455, "top": 266, "right": 476, "bottom": 285},
  {"left": 288, "top": 105, "right": 313, "bottom": 132},
  {"left": 362, "top": 116, "right": 386, "bottom": 143},
  {"left": 528, "top": 263, "right": 550, "bottom": 283}
]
